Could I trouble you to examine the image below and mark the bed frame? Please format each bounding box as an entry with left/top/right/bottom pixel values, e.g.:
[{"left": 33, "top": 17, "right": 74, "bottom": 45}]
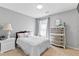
[{"left": 15, "top": 31, "right": 30, "bottom": 47}]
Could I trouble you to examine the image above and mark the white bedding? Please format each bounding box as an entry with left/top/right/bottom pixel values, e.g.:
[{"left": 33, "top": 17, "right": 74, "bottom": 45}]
[{"left": 16, "top": 36, "right": 50, "bottom": 56}]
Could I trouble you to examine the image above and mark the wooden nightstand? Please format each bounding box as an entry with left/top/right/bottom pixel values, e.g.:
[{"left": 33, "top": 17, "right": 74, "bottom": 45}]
[{"left": 0, "top": 38, "right": 15, "bottom": 53}]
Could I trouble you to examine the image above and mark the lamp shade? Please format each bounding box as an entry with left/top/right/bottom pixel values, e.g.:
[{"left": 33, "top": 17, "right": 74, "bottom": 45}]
[{"left": 3, "top": 24, "right": 13, "bottom": 31}]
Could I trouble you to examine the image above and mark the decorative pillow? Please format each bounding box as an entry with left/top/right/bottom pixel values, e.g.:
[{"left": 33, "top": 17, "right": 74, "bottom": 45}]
[
  {"left": 18, "top": 33, "right": 24, "bottom": 38},
  {"left": 18, "top": 33, "right": 29, "bottom": 38},
  {"left": 24, "top": 33, "right": 30, "bottom": 37}
]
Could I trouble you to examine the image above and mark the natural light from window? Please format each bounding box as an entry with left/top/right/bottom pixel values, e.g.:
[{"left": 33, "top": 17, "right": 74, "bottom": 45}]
[{"left": 39, "top": 19, "right": 48, "bottom": 37}]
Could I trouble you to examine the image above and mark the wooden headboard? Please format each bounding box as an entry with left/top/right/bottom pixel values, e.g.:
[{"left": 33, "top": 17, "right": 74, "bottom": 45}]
[
  {"left": 15, "top": 31, "right": 30, "bottom": 47},
  {"left": 16, "top": 31, "right": 30, "bottom": 40}
]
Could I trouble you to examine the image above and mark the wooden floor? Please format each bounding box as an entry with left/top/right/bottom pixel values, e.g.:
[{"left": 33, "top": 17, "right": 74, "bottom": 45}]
[{"left": 0, "top": 46, "right": 79, "bottom": 56}]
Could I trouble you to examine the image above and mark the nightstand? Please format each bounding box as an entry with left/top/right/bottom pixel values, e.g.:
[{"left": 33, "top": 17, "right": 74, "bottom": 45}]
[{"left": 0, "top": 38, "right": 15, "bottom": 53}]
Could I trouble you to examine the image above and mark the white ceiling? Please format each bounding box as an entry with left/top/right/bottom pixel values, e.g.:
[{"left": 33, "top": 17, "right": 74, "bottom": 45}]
[{"left": 0, "top": 3, "right": 78, "bottom": 18}]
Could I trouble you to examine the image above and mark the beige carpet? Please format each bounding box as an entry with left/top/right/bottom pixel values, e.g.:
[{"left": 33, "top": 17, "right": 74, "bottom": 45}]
[{"left": 0, "top": 46, "right": 79, "bottom": 56}]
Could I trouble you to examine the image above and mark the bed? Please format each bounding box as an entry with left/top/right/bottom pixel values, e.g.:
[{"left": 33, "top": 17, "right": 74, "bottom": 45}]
[{"left": 16, "top": 31, "right": 50, "bottom": 56}]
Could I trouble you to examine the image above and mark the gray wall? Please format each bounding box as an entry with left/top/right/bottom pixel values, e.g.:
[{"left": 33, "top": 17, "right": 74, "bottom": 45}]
[
  {"left": 0, "top": 7, "right": 35, "bottom": 37},
  {"left": 0, "top": 6, "right": 79, "bottom": 49},
  {"left": 50, "top": 9, "right": 79, "bottom": 48}
]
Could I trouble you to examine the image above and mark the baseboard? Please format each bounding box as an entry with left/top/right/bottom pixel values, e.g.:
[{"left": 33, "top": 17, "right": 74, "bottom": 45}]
[
  {"left": 67, "top": 46, "right": 79, "bottom": 50},
  {"left": 50, "top": 45, "right": 79, "bottom": 50}
]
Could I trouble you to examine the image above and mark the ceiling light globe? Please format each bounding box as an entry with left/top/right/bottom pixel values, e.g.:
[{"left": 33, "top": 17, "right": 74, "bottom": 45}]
[{"left": 37, "top": 5, "right": 43, "bottom": 9}]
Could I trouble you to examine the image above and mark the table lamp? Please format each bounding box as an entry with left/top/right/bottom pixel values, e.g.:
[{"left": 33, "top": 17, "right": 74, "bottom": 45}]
[{"left": 3, "top": 24, "right": 13, "bottom": 38}]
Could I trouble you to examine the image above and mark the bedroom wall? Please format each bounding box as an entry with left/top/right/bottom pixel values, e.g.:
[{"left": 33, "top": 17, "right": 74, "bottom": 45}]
[
  {"left": 50, "top": 9, "right": 79, "bottom": 49},
  {"left": 0, "top": 7, "right": 35, "bottom": 37},
  {"left": 0, "top": 6, "right": 79, "bottom": 49}
]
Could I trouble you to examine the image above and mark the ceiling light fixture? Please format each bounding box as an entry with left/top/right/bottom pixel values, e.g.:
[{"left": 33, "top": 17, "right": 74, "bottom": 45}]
[{"left": 36, "top": 4, "right": 43, "bottom": 10}]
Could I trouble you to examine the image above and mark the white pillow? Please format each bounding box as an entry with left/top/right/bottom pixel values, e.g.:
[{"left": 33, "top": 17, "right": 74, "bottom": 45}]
[{"left": 18, "top": 33, "right": 29, "bottom": 38}]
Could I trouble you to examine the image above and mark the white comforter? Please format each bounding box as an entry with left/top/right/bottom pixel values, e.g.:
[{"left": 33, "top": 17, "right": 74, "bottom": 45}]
[{"left": 16, "top": 36, "right": 50, "bottom": 56}]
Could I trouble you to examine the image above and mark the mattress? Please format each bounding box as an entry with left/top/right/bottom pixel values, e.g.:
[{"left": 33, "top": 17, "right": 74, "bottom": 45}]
[
  {"left": 16, "top": 36, "right": 50, "bottom": 56},
  {"left": 17, "top": 37, "right": 48, "bottom": 46}
]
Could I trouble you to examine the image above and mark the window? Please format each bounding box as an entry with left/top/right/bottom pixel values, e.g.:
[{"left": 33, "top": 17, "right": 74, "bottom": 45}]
[{"left": 39, "top": 19, "right": 48, "bottom": 37}]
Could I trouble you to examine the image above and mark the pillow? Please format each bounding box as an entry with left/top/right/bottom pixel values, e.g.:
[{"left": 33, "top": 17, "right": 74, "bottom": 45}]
[
  {"left": 18, "top": 33, "right": 29, "bottom": 38},
  {"left": 24, "top": 33, "right": 30, "bottom": 37},
  {"left": 18, "top": 33, "right": 24, "bottom": 38}
]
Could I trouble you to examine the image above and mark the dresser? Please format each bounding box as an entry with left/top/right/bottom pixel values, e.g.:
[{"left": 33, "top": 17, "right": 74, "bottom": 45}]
[
  {"left": 0, "top": 38, "right": 15, "bottom": 53},
  {"left": 50, "top": 26, "right": 66, "bottom": 48}
]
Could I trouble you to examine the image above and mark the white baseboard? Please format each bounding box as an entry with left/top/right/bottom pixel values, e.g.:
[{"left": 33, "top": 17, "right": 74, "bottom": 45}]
[
  {"left": 50, "top": 45, "right": 79, "bottom": 50},
  {"left": 66, "top": 46, "right": 79, "bottom": 50}
]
